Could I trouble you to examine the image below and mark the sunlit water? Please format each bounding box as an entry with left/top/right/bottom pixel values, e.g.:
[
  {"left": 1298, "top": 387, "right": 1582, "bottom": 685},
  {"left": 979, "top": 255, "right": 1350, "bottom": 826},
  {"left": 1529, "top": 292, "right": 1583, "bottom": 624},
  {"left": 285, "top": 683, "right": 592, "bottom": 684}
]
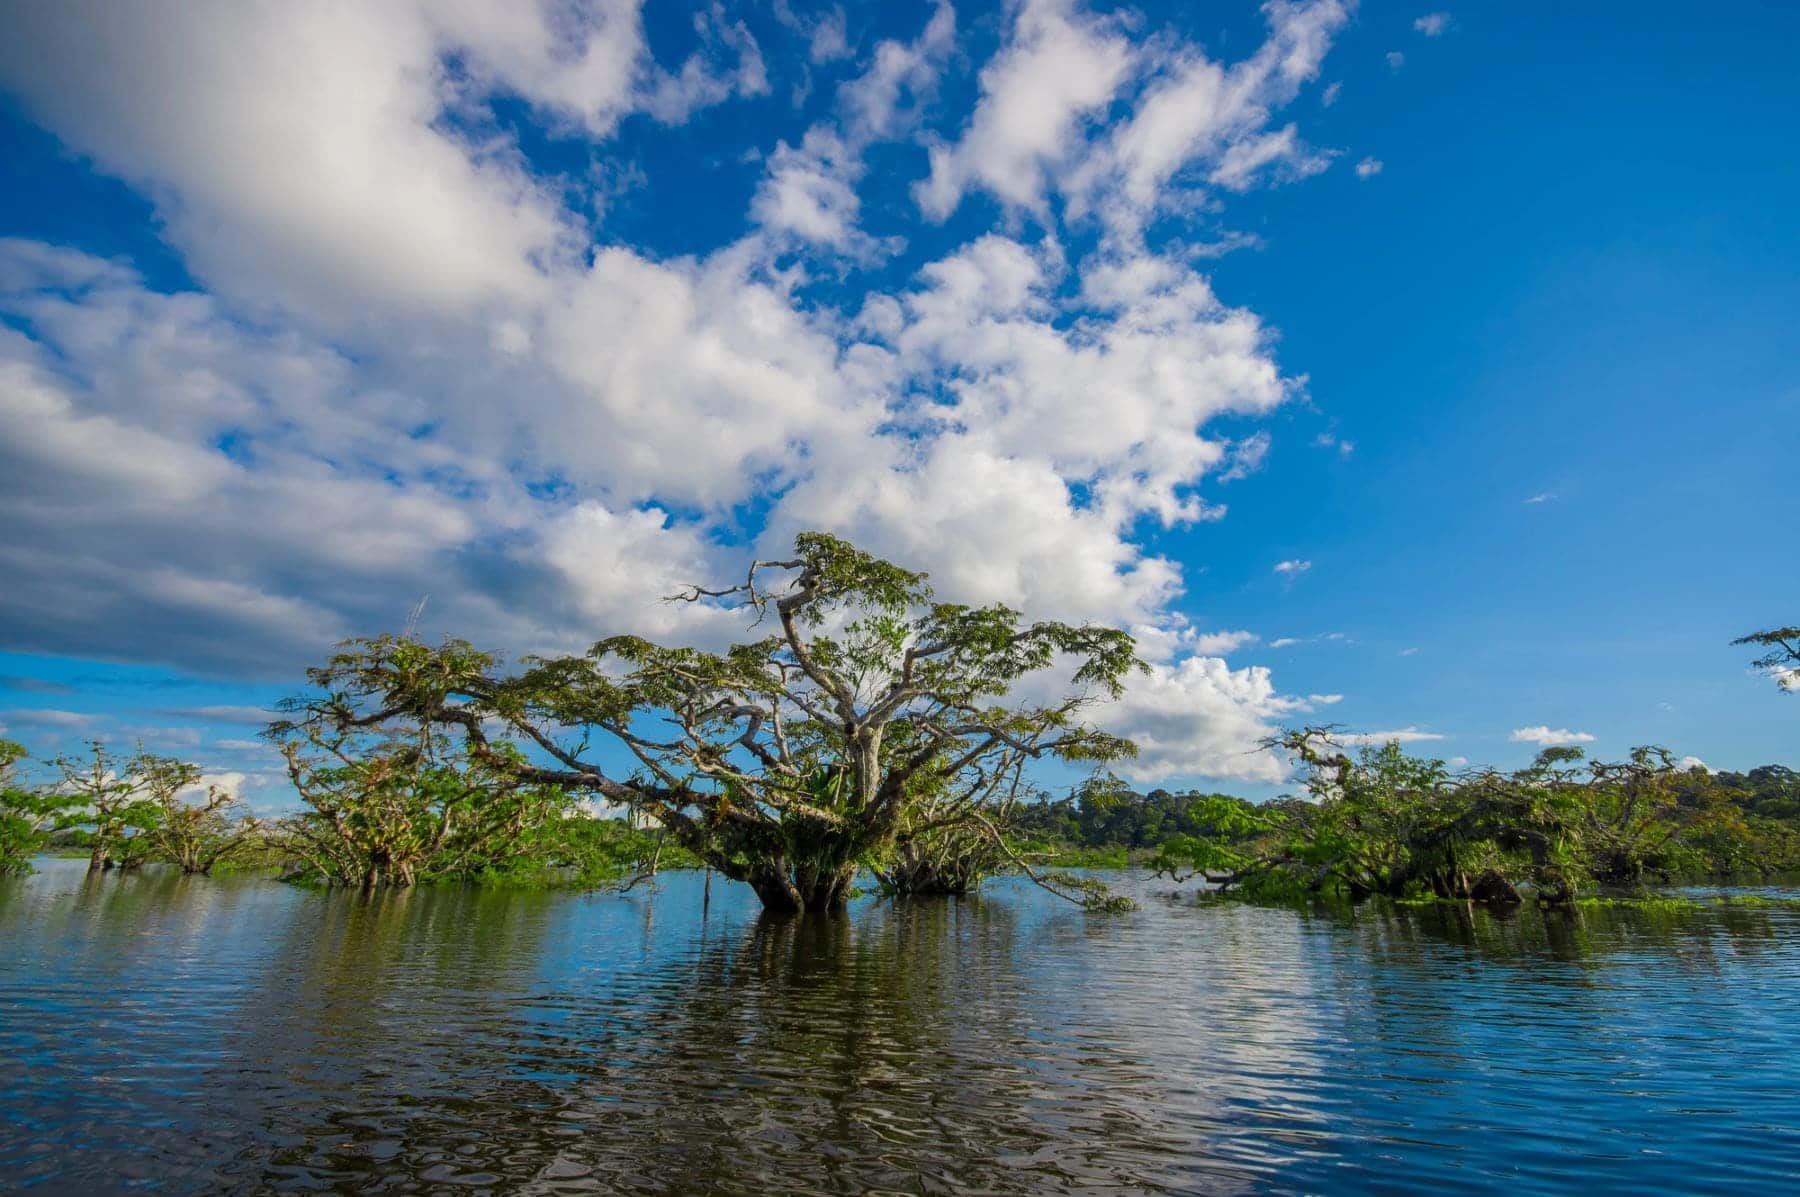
[{"left": 3, "top": 860, "right": 1799, "bottom": 1194}]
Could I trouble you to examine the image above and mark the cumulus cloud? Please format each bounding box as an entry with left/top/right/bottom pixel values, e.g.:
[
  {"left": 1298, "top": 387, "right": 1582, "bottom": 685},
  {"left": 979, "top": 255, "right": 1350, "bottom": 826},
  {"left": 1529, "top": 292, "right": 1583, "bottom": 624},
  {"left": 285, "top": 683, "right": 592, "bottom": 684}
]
[
  {"left": 1413, "top": 12, "right": 1452, "bottom": 37},
  {"left": 917, "top": 0, "right": 1349, "bottom": 235},
  {"left": 1354, "top": 156, "right": 1383, "bottom": 179},
  {"left": 1510, "top": 726, "right": 1596, "bottom": 746},
  {"left": 1064, "top": 0, "right": 1349, "bottom": 235},
  {"left": 0, "top": 0, "right": 1362, "bottom": 785},
  {"left": 1190, "top": 630, "right": 1260, "bottom": 655},
  {"left": 916, "top": 0, "right": 1134, "bottom": 220},
  {"left": 1273, "top": 559, "right": 1312, "bottom": 575},
  {"left": 1097, "top": 657, "right": 1322, "bottom": 783}
]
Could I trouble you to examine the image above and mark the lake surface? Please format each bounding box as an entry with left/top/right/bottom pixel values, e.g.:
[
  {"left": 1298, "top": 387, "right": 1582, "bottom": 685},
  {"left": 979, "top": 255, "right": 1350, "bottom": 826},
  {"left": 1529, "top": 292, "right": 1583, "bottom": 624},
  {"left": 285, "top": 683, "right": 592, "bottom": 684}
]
[{"left": 3, "top": 861, "right": 1798, "bottom": 1194}]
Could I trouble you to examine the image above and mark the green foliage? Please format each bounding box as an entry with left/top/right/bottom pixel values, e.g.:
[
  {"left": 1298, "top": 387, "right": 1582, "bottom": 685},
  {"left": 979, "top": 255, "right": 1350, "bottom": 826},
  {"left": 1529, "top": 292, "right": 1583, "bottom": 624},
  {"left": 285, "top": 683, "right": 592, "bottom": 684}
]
[
  {"left": 1150, "top": 731, "right": 1778, "bottom": 907},
  {"left": 0, "top": 740, "right": 86, "bottom": 875},
  {"left": 146, "top": 782, "right": 262, "bottom": 875},
  {"left": 274, "top": 724, "right": 581, "bottom": 888},
  {"left": 1734, "top": 625, "right": 1800, "bottom": 693},
  {"left": 51, "top": 742, "right": 189, "bottom": 872}
]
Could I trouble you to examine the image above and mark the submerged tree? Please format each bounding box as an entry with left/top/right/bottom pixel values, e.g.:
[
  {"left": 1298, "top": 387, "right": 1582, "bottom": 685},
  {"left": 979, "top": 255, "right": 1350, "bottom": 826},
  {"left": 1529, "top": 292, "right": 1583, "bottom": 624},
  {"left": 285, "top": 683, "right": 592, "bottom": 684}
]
[
  {"left": 275, "top": 721, "right": 576, "bottom": 889},
  {"left": 276, "top": 533, "right": 1142, "bottom": 912},
  {"left": 1, "top": 740, "right": 85, "bottom": 875},
  {"left": 146, "top": 779, "right": 262, "bottom": 876},
  {"left": 1153, "top": 731, "right": 1690, "bottom": 906},
  {"left": 52, "top": 743, "right": 184, "bottom": 872},
  {"left": 1735, "top": 626, "right": 1800, "bottom": 693}
]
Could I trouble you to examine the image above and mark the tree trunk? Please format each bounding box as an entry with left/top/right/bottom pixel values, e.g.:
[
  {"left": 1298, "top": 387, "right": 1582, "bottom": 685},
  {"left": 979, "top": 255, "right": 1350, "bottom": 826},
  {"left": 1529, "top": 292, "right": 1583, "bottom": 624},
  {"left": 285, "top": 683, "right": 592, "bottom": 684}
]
[
  {"left": 748, "top": 862, "right": 854, "bottom": 914},
  {"left": 880, "top": 839, "right": 989, "bottom": 897}
]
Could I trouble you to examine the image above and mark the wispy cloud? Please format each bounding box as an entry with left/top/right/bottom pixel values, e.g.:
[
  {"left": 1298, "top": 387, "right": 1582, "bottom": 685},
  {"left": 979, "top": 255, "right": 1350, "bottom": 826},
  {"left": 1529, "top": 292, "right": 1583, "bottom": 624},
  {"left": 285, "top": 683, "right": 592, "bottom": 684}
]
[
  {"left": 1273, "top": 559, "right": 1312, "bottom": 576},
  {"left": 0, "top": 675, "right": 74, "bottom": 694},
  {"left": 1267, "top": 631, "right": 1352, "bottom": 650},
  {"left": 1524, "top": 490, "right": 1556, "bottom": 504},
  {"left": 1336, "top": 727, "right": 1446, "bottom": 746},
  {"left": 156, "top": 705, "right": 280, "bottom": 725},
  {"left": 1386, "top": 50, "right": 1406, "bottom": 71},
  {"left": 1510, "top": 725, "right": 1595, "bottom": 746},
  {"left": 1413, "top": 13, "right": 1452, "bottom": 37},
  {"left": 1354, "top": 156, "right": 1383, "bottom": 179},
  {"left": 0, "top": 708, "right": 104, "bottom": 729}
]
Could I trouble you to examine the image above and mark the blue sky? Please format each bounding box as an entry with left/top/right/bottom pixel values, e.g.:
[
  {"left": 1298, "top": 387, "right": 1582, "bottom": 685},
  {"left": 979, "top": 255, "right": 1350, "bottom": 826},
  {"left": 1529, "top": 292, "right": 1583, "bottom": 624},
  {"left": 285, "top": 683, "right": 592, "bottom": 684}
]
[{"left": 0, "top": 0, "right": 1793, "bottom": 807}]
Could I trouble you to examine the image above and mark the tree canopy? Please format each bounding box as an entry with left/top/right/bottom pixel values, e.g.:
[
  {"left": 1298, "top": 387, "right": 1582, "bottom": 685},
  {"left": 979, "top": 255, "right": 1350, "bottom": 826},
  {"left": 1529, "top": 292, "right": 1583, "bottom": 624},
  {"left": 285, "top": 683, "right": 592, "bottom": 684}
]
[
  {"left": 273, "top": 533, "right": 1144, "bottom": 912},
  {"left": 1735, "top": 626, "right": 1800, "bottom": 693}
]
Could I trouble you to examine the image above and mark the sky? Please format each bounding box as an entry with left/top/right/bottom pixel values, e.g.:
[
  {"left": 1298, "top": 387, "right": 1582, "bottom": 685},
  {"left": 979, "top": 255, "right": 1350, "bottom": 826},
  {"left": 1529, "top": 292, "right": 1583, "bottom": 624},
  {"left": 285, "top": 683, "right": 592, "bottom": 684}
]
[{"left": 0, "top": 0, "right": 1793, "bottom": 809}]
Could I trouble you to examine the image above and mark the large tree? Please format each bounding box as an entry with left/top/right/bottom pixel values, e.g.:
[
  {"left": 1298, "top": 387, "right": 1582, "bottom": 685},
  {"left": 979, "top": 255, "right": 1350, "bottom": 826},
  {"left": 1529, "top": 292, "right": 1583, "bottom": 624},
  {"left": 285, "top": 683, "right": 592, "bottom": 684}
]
[{"left": 275, "top": 533, "right": 1142, "bottom": 912}]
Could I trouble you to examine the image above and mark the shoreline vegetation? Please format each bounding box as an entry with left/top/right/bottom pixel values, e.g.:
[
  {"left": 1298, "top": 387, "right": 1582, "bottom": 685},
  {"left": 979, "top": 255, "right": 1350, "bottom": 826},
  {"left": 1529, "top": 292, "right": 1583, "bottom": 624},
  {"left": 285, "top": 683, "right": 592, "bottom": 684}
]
[{"left": 3, "top": 540, "right": 1795, "bottom": 914}]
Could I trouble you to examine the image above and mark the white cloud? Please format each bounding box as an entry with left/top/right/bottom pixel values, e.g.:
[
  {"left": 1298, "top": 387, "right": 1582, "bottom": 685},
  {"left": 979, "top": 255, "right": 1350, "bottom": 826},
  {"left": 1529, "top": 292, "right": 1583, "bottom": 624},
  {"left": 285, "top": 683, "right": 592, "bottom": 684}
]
[
  {"left": 1190, "top": 630, "right": 1259, "bottom": 655},
  {"left": 1098, "top": 656, "right": 1316, "bottom": 782},
  {"left": 0, "top": 708, "right": 103, "bottom": 730},
  {"left": 0, "top": 0, "right": 1362, "bottom": 791},
  {"left": 1321, "top": 81, "right": 1342, "bottom": 107},
  {"left": 1398, "top": 646, "right": 1420, "bottom": 656},
  {"left": 0, "top": 2, "right": 586, "bottom": 322},
  {"left": 773, "top": 1, "right": 852, "bottom": 65},
  {"left": 1335, "top": 727, "right": 1447, "bottom": 747},
  {"left": 1678, "top": 756, "right": 1708, "bottom": 772},
  {"left": 1525, "top": 490, "right": 1557, "bottom": 504},
  {"left": 839, "top": 1, "right": 956, "bottom": 143},
  {"left": 1268, "top": 637, "right": 1301, "bottom": 649},
  {"left": 751, "top": 129, "right": 876, "bottom": 253},
  {"left": 1354, "top": 156, "right": 1383, "bottom": 179},
  {"left": 1217, "top": 431, "right": 1272, "bottom": 483},
  {"left": 917, "top": 0, "right": 1135, "bottom": 221},
  {"left": 1274, "top": 559, "right": 1312, "bottom": 575},
  {"left": 1413, "top": 12, "right": 1452, "bottom": 37},
  {"left": 1065, "top": 0, "right": 1349, "bottom": 234},
  {"left": 1510, "top": 726, "right": 1596, "bottom": 746},
  {"left": 1386, "top": 51, "right": 1406, "bottom": 71},
  {"left": 637, "top": 5, "right": 772, "bottom": 122}
]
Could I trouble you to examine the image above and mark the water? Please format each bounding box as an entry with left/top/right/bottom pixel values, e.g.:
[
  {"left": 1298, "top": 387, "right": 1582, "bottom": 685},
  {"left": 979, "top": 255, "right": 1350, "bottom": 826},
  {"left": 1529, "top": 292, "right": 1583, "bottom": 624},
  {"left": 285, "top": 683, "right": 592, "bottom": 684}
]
[{"left": 3, "top": 861, "right": 1798, "bottom": 1194}]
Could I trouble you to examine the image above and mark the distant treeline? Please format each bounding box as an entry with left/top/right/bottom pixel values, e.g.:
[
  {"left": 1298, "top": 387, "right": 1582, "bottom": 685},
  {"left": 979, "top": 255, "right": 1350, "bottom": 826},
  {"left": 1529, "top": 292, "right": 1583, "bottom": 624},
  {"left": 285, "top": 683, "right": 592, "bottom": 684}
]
[
  {"left": 1011, "top": 762, "right": 1800, "bottom": 858},
  {"left": 1009, "top": 785, "right": 1250, "bottom": 852},
  {"left": 1151, "top": 735, "right": 1800, "bottom": 905}
]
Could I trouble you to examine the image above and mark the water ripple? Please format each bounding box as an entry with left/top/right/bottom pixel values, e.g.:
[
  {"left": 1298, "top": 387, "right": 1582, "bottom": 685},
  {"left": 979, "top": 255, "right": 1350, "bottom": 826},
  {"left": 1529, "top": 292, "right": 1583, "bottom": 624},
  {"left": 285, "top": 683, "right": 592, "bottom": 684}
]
[{"left": 4, "top": 862, "right": 1800, "bottom": 1193}]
